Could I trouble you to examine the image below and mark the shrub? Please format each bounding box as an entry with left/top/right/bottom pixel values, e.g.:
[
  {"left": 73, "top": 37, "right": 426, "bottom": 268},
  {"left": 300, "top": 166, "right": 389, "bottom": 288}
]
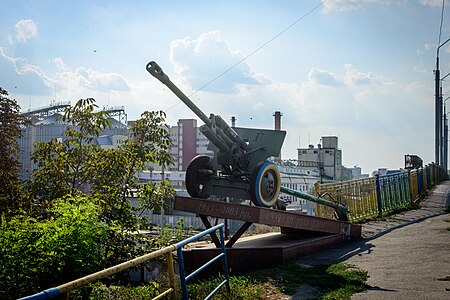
[{"left": 0, "top": 196, "right": 108, "bottom": 299}]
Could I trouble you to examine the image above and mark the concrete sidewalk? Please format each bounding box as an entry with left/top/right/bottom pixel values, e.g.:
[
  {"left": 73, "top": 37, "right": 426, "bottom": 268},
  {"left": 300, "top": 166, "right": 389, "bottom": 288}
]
[{"left": 296, "top": 181, "right": 450, "bottom": 299}]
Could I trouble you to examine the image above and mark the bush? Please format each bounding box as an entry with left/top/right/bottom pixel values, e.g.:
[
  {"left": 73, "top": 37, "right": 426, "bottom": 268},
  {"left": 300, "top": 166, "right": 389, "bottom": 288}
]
[
  {"left": 70, "top": 281, "right": 164, "bottom": 300},
  {"left": 187, "top": 275, "right": 265, "bottom": 300},
  {"left": 0, "top": 196, "right": 108, "bottom": 299}
]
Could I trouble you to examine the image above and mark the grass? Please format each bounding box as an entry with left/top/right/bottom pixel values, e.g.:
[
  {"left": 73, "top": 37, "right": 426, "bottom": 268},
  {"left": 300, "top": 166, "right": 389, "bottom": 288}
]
[
  {"left": 254, "top": 262, "right": 368, "bottom": 299},
  {"left": 187, "top": 262, "right": 369, "bottom": 300}
]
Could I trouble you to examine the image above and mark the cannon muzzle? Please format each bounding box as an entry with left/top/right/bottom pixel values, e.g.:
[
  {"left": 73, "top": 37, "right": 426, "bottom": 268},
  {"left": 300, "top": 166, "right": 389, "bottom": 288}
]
[{"left": 146, "top": 61, "right": 171, "bottom": 85}]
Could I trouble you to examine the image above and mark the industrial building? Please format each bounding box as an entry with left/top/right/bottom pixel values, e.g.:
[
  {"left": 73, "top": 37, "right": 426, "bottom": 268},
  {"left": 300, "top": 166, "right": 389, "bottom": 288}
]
[
  {"left": 297, "top": 136, "right": 343, "bottom": 181},
  {"left": 18, "top": 102, "right": 128, "bottom": 180}
]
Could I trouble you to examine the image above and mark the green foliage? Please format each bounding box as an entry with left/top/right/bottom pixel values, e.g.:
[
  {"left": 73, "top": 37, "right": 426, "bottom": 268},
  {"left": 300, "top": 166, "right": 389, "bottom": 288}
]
[
  {"left": 153, "top": 219, "right": 188, "bottom": 249},
  {"left": 70, "top": 281, "right": 164, "bottom": 300},
  {"left": 29, "top": 99, "right": 173, "bottom": 217},
  {"left": 0, "top": 87, "right": 32, "bottom": 219},
  {"left": 28, "top": 98, "right": 174, "bottom": 262},
  {"left": 29, "top": 98, "right": 110, "bottom": 200},
  {"left": 187, "top": 275, "right": 265, "bottom": 300},
  {"left": 0, "top": 195, "right": 108, "bottom": 299}
]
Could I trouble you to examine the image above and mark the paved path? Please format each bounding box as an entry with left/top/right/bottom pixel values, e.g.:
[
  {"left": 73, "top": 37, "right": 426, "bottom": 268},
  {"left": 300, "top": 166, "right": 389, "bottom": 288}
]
[{"left": 296, "top": 181, "right": 450, "bottom": 300}]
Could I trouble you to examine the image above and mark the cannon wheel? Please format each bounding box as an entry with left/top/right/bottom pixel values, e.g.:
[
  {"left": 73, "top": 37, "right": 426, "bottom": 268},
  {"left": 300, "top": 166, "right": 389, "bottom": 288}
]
[
  {"left": 186, "top": 155, "right": 212, "bottom": 198},
  {"left": 250, "top": 161, "right": 281, "bottom": 207}
]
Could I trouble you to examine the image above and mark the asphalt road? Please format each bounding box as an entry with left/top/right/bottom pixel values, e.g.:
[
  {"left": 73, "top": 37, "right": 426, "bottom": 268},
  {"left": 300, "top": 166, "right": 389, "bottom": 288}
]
[{"left": 296, "top": 181, "right": 450, "bottom": 300}]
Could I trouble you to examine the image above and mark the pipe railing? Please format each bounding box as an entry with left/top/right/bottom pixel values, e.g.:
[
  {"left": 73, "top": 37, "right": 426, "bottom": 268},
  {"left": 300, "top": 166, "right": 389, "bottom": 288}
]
[
  {"left": 20, "top": 224, "right": 229, "bottom": 300},
  {"left": 315, "top": 163, "right": 447, "bottom": 222}
]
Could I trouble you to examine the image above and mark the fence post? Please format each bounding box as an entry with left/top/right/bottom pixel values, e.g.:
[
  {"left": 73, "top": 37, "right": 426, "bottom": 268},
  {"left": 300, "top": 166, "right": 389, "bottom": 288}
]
[
  {"left": 166, "top": 252, "right": 176, "bottom": 300},
  {"left": 407, "top": 170, "right": 413, "bottom": 205},
  {"left": 375, "top": 174, "right": 383, "bottom": 216}
]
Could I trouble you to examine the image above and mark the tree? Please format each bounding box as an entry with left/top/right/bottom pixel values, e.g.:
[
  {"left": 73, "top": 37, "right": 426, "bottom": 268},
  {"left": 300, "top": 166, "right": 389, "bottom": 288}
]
[
  {"left": 29, "top": 98, "right": 111, "bottom": 201},
  {"left": 0, "top": 87, "right": 31, "bottom": 218},
  {"left": 29, "top": 98, "right": 174, "bottom": 264}
]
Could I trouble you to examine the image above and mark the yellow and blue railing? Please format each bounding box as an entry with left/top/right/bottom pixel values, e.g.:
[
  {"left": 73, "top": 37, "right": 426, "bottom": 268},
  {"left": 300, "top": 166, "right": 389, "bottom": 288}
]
[
  {"left": 20, "top": 223, "right": 229, "bottom": 300},
  {"left": 315, "top": 163, "right": 447, "bottom": 222}
]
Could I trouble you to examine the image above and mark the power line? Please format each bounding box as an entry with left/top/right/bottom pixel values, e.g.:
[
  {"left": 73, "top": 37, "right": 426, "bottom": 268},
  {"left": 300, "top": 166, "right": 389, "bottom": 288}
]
[{"left": 165, "top": 1, "right": 327, "bottom": 113}]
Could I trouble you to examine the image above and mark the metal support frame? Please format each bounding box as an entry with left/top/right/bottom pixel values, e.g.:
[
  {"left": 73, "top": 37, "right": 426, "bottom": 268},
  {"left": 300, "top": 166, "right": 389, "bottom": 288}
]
[
  {"left": 199, "top": 215, "right": 221, "bottom": 248},
  {"left": 225, "top": 222, "right": 253, "bottom": 248}
]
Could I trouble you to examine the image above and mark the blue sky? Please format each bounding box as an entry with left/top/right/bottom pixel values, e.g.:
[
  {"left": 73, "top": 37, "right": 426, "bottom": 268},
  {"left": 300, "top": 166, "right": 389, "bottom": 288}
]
[{"left": 1, "top": 0, "right": 448, "bottom": 174}]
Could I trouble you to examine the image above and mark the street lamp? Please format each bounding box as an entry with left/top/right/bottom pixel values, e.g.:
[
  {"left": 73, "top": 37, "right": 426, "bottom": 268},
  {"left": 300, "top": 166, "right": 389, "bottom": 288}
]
[{"left": 435, "top": 37, "right": 450, "bottom": 167}]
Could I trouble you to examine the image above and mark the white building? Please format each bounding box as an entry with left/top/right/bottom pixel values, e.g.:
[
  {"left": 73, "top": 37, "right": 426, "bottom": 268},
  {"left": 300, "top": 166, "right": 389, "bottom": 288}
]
[
  {"left": 276, "top": 164, "right": 320, "bottom": 216},
  {"left": 297, "top": 136, "right": 343, "bottom": 181}
]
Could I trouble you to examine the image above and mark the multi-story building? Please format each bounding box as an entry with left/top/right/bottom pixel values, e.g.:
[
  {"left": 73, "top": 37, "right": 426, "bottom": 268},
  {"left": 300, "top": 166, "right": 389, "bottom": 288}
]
[
  {"left": 297, "top": 136, "right": 343, "bottom": 181},
  {"left": 166, "top": 119, "right": 213, "bottom": 172}
]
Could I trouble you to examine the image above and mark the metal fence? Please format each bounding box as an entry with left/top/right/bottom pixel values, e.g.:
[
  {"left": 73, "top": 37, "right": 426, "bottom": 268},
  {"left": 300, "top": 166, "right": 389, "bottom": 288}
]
[
  {"left": 315, "top": 163, "right": 447, "bottom": 222},
  {"left": 20, "top": 224, "right": 229, "bottom": 300}
]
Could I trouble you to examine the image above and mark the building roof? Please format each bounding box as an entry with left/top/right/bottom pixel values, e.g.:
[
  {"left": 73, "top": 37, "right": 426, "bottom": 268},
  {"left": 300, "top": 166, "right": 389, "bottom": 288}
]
[
  {"left": 35, "top": 113, "right": 67, "bottom": 125},
  {"left": 107, "top": 117, "right": 127, "bottom": 129}
]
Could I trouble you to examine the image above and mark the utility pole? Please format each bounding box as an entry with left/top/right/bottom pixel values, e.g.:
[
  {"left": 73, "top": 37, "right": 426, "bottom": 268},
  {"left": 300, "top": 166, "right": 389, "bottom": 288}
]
[{"left": 435, "top": 37, "right": 450, "bottom": 166}]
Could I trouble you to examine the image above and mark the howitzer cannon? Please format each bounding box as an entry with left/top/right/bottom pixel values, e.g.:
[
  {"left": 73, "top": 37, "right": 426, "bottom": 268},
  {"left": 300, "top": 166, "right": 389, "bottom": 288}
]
[{"left": 146, "top": 61, "right": 286, "bottom": 207}]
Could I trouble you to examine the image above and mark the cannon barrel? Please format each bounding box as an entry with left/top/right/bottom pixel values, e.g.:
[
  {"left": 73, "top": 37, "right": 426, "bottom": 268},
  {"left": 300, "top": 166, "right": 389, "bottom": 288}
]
[
  {"left": 146, "top": 61, "right": 212, "bottom": 127},
  {"left": 146, "top": 61, "right": 248, "bottom": 150}
]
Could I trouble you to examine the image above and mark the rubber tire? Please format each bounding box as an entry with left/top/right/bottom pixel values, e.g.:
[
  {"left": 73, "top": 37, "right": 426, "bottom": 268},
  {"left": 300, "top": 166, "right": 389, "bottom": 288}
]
[
  {"left": 249, "top": 161, "right": 281, "bottom": 207},
  {"left": 185, "top": 155, "right": 212, "bottom": 198}
]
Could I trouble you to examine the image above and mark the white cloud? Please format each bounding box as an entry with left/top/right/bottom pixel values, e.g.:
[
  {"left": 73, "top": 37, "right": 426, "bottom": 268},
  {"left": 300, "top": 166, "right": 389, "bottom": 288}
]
[
  {"left": 49, "top": 58, "right": 131, "bottom": 100},
  {"left": 419, "top": 0, "right": 444, "bottom": 7},
  {"left": 15, "top": 19, "right": 38, "bottom": 43},
  {"left": 308, "top": 68, "right": 344, "bottom": 87},
  {"left": 343, "top": 64, "right": 387, "bottom": 86},
  {"left": 323, "top": 0, "right": 406, "bottom": 13},
  {"left": 0, "top": 48, "right": 130, "bottom": 105},
  {"left": 425, "top": 43, "right": 435, "bottom": 51},
  {"left": 169, "top": 31, "right": 266, "bottom": 93},
  {"left": 0, "top": 47, "right": 53, "bottom": 85}
]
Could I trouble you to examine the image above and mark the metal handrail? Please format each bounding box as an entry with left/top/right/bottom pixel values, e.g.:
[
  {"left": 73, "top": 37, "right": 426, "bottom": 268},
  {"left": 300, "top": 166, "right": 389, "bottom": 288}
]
[
  {"left": 176, "top": 223, "right": 230, "bottom": 300},
  {"left": 20, "top": 223, "right": 229, "bottom": 300}
]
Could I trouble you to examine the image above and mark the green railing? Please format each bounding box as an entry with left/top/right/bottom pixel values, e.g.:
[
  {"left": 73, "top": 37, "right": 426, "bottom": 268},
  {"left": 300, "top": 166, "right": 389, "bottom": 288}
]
[{"left": 315, "top": 163, "right": 447, "bottom": 222}]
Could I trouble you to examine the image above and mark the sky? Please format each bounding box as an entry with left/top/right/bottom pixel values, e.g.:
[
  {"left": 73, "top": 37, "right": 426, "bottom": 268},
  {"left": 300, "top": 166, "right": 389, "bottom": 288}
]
[{"left": 1, "top": 0, "right": 449, "bottom": 174}]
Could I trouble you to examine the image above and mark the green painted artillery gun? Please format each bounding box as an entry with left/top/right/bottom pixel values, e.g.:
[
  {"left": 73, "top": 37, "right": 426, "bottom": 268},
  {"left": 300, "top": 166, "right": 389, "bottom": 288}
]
[{"left": 146, "top": 61, "right": 286, "bottom": 207}]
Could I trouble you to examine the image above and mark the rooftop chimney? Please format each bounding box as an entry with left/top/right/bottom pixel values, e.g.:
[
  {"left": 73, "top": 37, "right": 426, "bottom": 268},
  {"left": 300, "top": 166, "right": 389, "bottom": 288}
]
[
  {"left": 273, "top": 111, "right": 282, "bottom": 131},
  {"left": 273, "top": 111, "right": 282, "bottom": 161},
  {"left": 231, "top": 116, "right": 236, "bottom": 127}
]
